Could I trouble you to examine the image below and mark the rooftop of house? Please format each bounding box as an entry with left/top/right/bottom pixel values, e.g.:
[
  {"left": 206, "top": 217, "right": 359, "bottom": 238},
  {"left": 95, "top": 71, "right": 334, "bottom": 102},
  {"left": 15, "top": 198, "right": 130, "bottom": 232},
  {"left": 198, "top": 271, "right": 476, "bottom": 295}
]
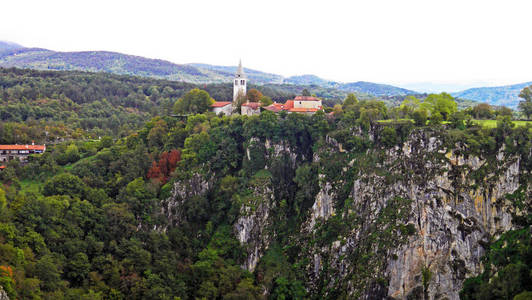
[
  {"left": 264, "top": 102, "right": 285, "bottom": 112},
  {"left": 0, "top": 144, "right": 46, "bottom": 151},
  {"left": 211, "top": 101, "right": 232, "bottom": 107},
  {"left": 241, "top": 102, "right": 261, "bottom": 109},
  {"left": 264, "top": 101, "right": 322, "bottom": 113},
  {"left": 288, "top": 107, "right": 320, "bottom": 113},
  {"left": 294, "top": 96, "right": 321, "bottom": 101}
]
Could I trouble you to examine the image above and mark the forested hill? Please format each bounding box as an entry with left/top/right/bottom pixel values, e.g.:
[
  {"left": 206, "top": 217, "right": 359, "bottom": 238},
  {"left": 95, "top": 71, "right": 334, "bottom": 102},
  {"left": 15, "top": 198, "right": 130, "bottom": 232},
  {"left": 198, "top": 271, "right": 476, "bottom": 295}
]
[
  {"left": 282, "top": 75, "right": 415, "bottom": 96},
  {"left": 0, "top": 67, "right": 484, "bottom": 145},
  {"left": 452, "top": 81, "right": 532, "bottom": 108},
  {"left": 0, "top": 43, "right": 416, "bottom": 96},
  {"left": 0, "top": 67, "right": 310, "bottom": 144}
]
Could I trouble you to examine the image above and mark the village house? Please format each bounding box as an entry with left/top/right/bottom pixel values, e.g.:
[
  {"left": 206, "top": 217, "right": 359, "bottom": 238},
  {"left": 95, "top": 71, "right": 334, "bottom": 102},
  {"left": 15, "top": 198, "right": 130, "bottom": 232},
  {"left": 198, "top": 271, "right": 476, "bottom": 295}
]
[
  {"left": 264, "top": 96, "right": 322, "bottom": 115},
  {"left": 0, "top": 143, "right": 46, "bottom": 164},
  {"left": 211, "top": 101, "right": 232, "bottom": 116},
  {"left": 241, "top": 102, "right": 261, "bottom": 116}
]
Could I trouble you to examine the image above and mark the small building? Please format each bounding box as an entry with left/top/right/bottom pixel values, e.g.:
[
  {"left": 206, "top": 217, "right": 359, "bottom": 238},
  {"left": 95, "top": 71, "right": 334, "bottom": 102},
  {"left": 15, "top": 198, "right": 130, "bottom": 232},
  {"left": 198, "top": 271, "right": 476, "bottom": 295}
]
[
  {"left": 263, "top": 96, "right": 323, "bottom": 115},
  {"left": 291, "top": 96, "right": 322, "bottom": 111},
  {"left": 0, "top": 143, "right": 46, "bottom": 163},
  {"left": 211, "top": 101, "right": 233, "bottom": 116},
  {"left": 241, "top": 102, "right": 261, "bottom": 116}
]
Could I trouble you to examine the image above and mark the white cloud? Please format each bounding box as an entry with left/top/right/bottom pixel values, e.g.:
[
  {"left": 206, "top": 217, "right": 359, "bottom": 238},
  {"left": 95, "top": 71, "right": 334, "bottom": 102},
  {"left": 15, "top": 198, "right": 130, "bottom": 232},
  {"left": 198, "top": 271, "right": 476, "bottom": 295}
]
[{"left": 1, "top": 0, "right": 531, "bottom": 90}]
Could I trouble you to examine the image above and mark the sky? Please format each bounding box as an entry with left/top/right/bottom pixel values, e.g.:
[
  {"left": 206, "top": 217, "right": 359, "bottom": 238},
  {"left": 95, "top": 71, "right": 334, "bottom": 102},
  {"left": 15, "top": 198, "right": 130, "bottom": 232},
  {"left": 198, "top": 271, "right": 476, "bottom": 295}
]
[{"left": 1, "top": 0, "right": 531, "bottom": 92}]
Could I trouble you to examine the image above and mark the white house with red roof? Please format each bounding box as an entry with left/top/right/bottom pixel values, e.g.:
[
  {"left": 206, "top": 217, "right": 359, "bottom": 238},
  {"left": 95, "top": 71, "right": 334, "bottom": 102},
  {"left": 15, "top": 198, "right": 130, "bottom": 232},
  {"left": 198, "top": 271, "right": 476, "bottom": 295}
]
[
  {"left": 241, "top": 102, "right": 261, "bottom": 116},
  {"left": 0, "top": 142, "right": 46, "bottom": 164},
  {"left": 264, "top": 96, "right": 323, "bottom": 115},
  {"left": 211, "top": 101, "right": 232, "bottom": 116}
]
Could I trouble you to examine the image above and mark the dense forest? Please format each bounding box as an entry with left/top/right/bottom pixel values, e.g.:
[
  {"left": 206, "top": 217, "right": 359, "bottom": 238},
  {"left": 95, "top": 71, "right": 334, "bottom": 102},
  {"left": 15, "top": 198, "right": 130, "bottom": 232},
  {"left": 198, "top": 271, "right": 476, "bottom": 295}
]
[
  {"left": 0, "top": 67, "right": 531, "bottom": 299},
  {"left": 0, "top": 68, "right": 310, "bottom": 144}
]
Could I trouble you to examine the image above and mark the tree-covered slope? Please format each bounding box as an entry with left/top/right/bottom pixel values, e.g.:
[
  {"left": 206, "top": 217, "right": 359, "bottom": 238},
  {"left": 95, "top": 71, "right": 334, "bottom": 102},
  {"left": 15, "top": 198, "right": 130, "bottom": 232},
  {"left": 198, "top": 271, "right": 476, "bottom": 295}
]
[
  {"left": 0, "top": 47, "right": 217, "bottom": 83},
  {"left": 0, "top": 109, "right": 530, "bottom": 299},
  {"left": 452, "top": 81, "right": 532, "bottom": 108},
  {"left": 337, "top": 80, "right": 414, "bottom": 96}
]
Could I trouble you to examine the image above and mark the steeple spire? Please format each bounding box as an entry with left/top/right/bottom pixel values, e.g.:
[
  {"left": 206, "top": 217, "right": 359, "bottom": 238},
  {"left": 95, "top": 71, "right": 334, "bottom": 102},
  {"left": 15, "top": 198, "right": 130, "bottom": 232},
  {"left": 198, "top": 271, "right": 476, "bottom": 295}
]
[{"left": 236, "top": 59, "right": 245, "bottom": 77}]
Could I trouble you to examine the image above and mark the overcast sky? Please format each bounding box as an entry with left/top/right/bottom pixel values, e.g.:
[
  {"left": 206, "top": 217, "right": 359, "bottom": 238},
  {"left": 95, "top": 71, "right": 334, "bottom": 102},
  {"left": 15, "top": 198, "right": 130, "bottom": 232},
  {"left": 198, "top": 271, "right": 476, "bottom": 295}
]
[{"left": 1, "top": 0, "right": 531, "bottom": 92}]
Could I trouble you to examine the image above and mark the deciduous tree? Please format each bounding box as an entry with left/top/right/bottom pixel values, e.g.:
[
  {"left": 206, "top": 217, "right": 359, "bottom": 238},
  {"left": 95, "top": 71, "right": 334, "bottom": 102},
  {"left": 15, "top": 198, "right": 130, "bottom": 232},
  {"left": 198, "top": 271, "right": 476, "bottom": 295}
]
[
  {"left": 246, "top": 89, "right": 263, "bottom": 102},
  {"left": 173, "top": 88, "right": 214, "bottom": 114},
  {"left": 518, "top": 85, "right": 532, "bottom": 120}
]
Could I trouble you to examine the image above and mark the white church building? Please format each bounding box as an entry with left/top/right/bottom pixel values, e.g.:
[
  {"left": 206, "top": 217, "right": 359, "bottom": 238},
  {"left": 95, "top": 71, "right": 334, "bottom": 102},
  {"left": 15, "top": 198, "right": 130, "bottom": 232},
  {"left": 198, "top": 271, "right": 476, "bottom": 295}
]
[
  {"left": 233, "top": 60, "right": 247, "bottom": 103},
  {"left": 210, "top": 60, "right": 322, "bottom": 116},
  {"left": 210, "top": 60, "right": 247, "bottom": 116}
]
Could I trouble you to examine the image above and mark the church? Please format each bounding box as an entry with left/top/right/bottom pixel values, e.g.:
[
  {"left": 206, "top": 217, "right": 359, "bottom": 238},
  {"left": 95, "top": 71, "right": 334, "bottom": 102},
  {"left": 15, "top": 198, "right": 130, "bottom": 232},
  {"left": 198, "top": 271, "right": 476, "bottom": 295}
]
[{"left": 210, "top": 60, "right": 322, "bottom": 116}]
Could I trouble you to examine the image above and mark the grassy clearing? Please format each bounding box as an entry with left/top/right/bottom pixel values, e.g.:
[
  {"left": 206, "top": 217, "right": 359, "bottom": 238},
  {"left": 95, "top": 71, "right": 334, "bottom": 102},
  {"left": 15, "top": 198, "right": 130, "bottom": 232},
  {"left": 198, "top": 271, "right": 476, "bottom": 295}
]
[
  {"left": 377, "top": 119, "right": 414, "bottom": 124},
  {"left": 376, "top": 119, "right": 531, "bottom": 129},
  {"left": 472, "top": 119, "right": 532, "bottom": 128},
  {"left": 20, "top": 178, "right": 43, "bottom": 194}
]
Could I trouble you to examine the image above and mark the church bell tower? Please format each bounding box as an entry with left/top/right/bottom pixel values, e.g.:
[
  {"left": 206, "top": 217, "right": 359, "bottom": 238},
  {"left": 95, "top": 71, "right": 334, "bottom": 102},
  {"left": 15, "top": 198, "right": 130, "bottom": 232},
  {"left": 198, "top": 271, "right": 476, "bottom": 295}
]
[{"left": 233, "top": 59, "right": 247, "bottom": 102}]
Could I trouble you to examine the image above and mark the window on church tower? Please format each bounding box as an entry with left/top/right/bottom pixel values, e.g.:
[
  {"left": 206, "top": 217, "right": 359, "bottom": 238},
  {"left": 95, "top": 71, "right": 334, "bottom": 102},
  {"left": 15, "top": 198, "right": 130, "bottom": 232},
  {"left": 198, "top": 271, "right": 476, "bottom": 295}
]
[{"left": 241, "top": 80, "right": 245, "bottom": 85}]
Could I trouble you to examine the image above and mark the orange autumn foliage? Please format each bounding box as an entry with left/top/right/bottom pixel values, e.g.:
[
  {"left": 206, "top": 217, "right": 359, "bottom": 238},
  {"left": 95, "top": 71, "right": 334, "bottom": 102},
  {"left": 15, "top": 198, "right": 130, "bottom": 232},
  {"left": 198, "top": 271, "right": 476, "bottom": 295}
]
[
  {"left": 0, "top": 265, "right": 13, "bottom": 278},
  {"left": 147, "top": 150, "right": 181, "bottom": 184}
]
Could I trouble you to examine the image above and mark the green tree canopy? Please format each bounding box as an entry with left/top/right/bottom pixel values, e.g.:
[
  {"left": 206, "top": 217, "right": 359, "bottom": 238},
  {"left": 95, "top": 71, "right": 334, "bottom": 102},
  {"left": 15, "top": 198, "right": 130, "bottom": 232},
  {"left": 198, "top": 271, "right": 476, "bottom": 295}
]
[
  {"left": 43, "top": 173, "right": 86, "bottom": 198},
  {"left": 471, "top": 103, "right": 493, "bottom": 119},
  {"left": 260, "top": 95, "right": 273, "bottom": 106},
  {"left": 518, "top": 85, "right": 532, "bottom": 120},
  {"left": 173, "top": 88, "right": 214, "bottom": 115},
  {"left": 421, "top": 93, "right": 457, "bottom": 120},
  {"left": 400, "top": 96, "right": 421, "bottom": 116},
  {"left": 343, "top": 93, "right": 358, "bottom": 108}
]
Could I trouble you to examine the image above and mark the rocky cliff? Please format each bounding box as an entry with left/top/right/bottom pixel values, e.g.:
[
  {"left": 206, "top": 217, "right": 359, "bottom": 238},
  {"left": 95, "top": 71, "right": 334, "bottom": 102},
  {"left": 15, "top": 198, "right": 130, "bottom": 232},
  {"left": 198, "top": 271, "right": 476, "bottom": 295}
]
[{"left": 162, "top": 126, "right": 530, "bottom": 299}]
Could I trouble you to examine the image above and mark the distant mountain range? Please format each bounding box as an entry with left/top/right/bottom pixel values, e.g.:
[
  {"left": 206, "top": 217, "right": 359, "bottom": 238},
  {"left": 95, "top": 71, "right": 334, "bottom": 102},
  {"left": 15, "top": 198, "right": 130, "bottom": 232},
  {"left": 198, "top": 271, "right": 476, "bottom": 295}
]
[
  {"left": 0, "top": 41, "right": 23, "bottom": 51},
  {"left": 0, "top": 41, "right": 529, "bottom": 107},
  {"left": 0, "top": 41, "right": 414, "bottom": 97},
  {"left": 451, "top": 82, "right": 532, "bottom": 108}
]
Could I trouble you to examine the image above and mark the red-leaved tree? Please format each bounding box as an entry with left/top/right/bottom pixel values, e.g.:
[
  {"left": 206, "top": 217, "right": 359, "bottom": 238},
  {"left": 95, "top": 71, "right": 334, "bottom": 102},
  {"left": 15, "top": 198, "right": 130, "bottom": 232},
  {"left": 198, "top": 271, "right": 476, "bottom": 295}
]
[{"left": 147, "top": 149, "right": 181, "bottom": 184}]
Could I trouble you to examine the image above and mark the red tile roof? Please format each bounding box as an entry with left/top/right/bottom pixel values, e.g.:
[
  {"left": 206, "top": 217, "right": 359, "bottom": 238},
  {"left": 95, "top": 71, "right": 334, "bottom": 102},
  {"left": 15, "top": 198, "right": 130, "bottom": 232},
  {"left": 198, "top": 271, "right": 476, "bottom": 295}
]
[
  {"left": 242, "top": 102, "right": 261, "bottom": 109},
  {"left": 264, "top": 103, "right": 284, "bottom": 112},
  {"left": 211, "top": 101, "right": 232, "bottom": 107},
  {"left": 294, "top": 96, "right": 321, "bottom": 101},
  {"left": 0, "top": 144, "right": 46, "bottom": 151},
  {"left": 0, "top": 166, "right": 5, "bottom": 169},
  {"left": 284, "top": 100, "right": 294, "bottom": 109},
  {"left": 288, "top": 108, "right": 320, "bottom": 113},
  {"left": 264, "top": 101, "right": 322, "bottom": 113}
]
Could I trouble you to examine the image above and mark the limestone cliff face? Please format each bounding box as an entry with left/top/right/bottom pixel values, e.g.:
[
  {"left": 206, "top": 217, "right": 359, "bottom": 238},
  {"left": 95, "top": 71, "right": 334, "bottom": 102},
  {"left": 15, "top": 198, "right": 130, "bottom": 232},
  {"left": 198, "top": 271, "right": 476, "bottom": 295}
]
[
  {"left": 236, "top": 138, "right": 299, "bottom": 271},
  {"left": 160, "top": 173, "right": 213, "bottom": 228},
  {"left": 0, "top": 286, "right": 9, "bottom": 300},
  {"left": 160, "top": 128, "right": 529, "bottom": 299},
  {"left": 234, "top": 180, "right": 275, "bottom": 271},
  {"left": 304, "top": 129, "right": 527, "bottom": 299}
]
